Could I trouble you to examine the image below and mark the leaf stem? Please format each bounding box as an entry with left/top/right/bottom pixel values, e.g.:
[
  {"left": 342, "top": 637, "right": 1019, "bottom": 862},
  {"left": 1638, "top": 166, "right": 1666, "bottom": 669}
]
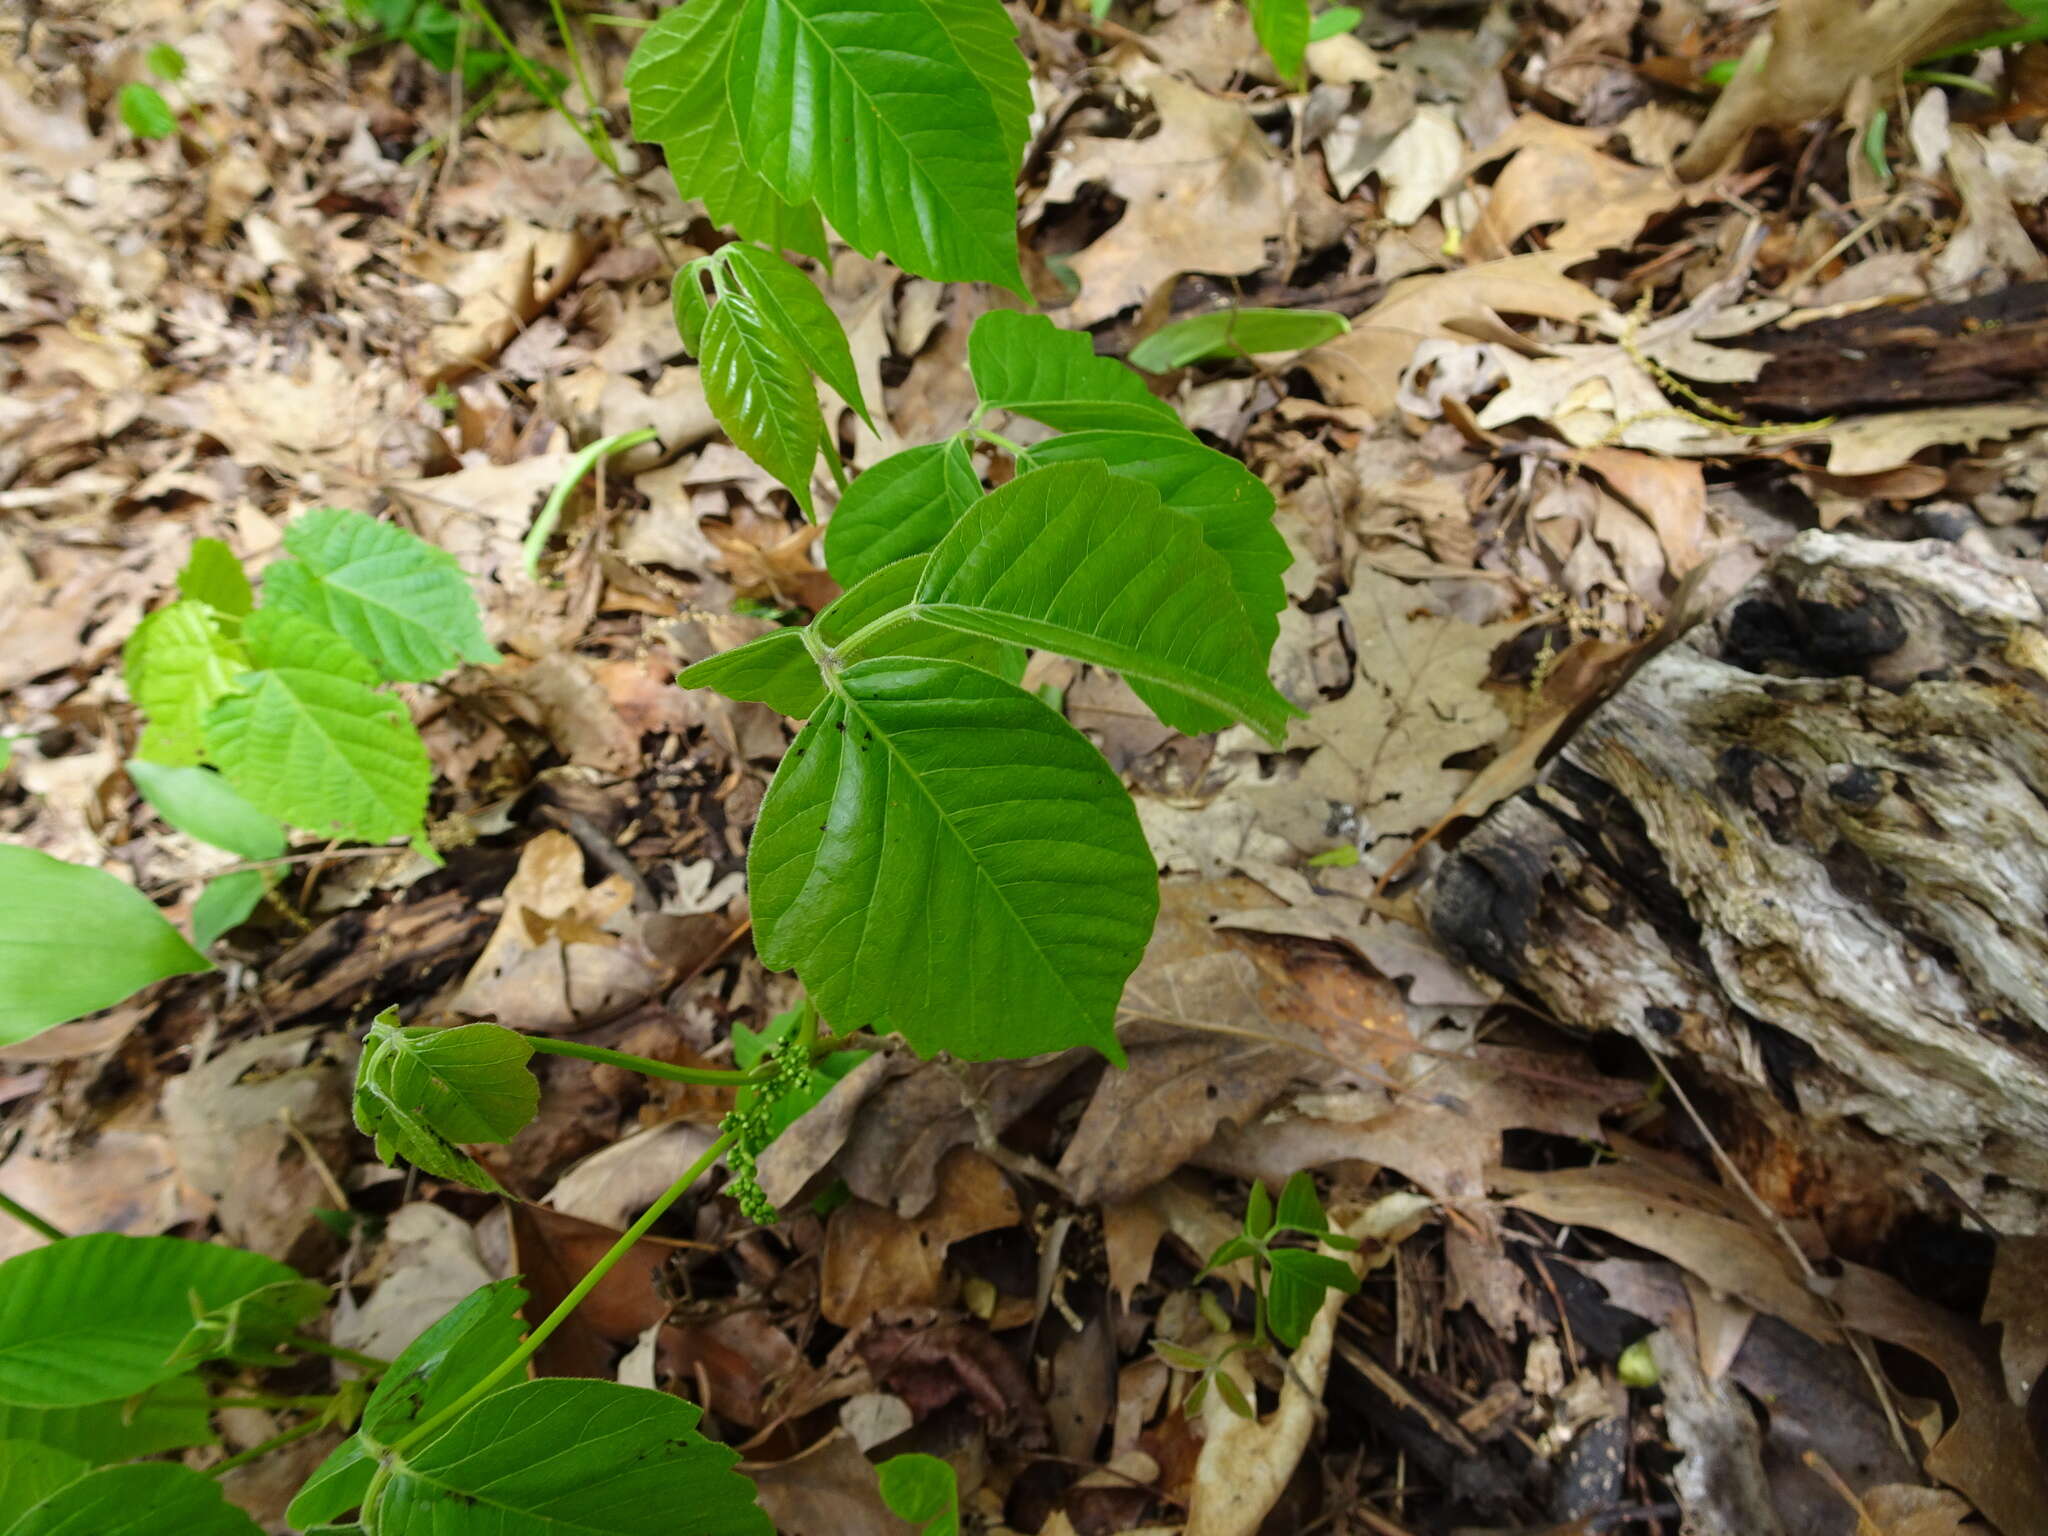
[
  {"left": 457, "top": 0, "right": 620, "bottom": 174},
  {"left": 207, "top": 1415, "right": 329, "bottom": 1478},
  {"left": 0, "top": 1190, "right": 66, "bottom": 1243},
  {"left": 524, "top": 1035, "right": 768, "bottom": 1087},
  {"left": 831, "top": 605, "right": 925, "bottom": 665},
  {"left": 292, "top": 1335, "right": 391, "bottom": 1374},
  {"left": 971, "top": 426, "right": 1027, "bottom": 458},
  {"left": 382, "top": 1131, "right": 733, "bottom": 1462},
  {"left": 819, "top": 425, "right": 850, "bottom": 499},
  {"left": 545, "top": 0, "right": 603, "bottom": 138},
  {"left": 520, "top": 426, "right": 659, "bottom": 577}
]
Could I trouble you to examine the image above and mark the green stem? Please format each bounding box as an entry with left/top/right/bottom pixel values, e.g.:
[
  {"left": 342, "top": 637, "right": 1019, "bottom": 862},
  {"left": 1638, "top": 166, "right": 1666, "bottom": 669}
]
[
  {"left": 546, "top": 0, "right": 604, "bottom": 135},
  {"left": 208, "top": 1416, "right": 328, "bottom": 1479},
  {"left": 380, "top": 1131, "right": 734, "bottom": 1466},
  {"left": 520, "top": 426, "right": 659, "bottom": 577},
  {"left": 972, "top": 426, "right": 1027, "bottom": 458},
  {"left": 830, "top": 605, "right": 926, "bottom": 665},
  {"left": 210, "top": 1394, "right": 338, "bottom": 1413},
  {"left": 457, "top": 0, "right": 620, "bottom": 174},
  {"left": 292, "top": 1335, "right": 390, "bottom": 1374},
  {"left": 524, "top": 1035, "right": 768, "bottom": 1087},
  {"left": 0, "top": 1191, "right": 66, "bottom": 1243},
  {"left": 401, "top": 79, "right": 506, "bottom": 168},
  {"left": 819, "top": 426, "right": 850, "bottom": 500}
]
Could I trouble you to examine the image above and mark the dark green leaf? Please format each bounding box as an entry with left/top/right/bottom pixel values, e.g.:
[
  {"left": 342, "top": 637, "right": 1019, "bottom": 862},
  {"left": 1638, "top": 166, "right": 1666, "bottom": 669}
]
[
  {"left": 876, "top": 1453, "right": 958, "bottom": 1536},
  {"left": 0, "top": 847, "right": 210, "bottom": 1047},
  {"left": 625, "top": 0, "right": 828, "bottom": 261},
  {"left": 126, "top": 762, "right": 285, "bottom": 861},
  {"left": 367, "top": 1380, "right": 772, "bottom": 1534},
  {"left": 261, "top": 507, "right": 499, "bottom": 682},
  {"left": 1212, "top": 1370, "right": 1255, "bottom": 1420},
  {"left": 176, "top": 537, "right": 251, "bottom": 615},
  {"left": 0, "top": 1442, "right": 88, "bottom": 1528},
  {"left": 116, "top": 82, "right": 177, "bottom": 139},
  {"left": 822, "top": 437, "right": 981, "bottom": 589},
  {"left": 351, "top": 1013, "right": 538, "bottom": 1192},
  {"left": 1274, "top": 1170, "right": 1324, "bottom": 1235},
  {"left": 699, "top": 280, "right": 823, "bottom": 517},
  {"left": 671, "top": 266, "right": 711, "bottom": 355},
  {"left": 7, "top": 1461, "right": 264, "bottom": 1536},
  {"left": 968, "top": 312, "right": 1181, "bottom": 433},
  {"left": 1247, "top": 0, "right": 1310, "bottom": 85},
  {"left": 914, "top": 462, "right": 1298, "bottom": 742},
  {"left": 726, "top": 0, "right": 1026, "bottom": 290},
  {"left": 1201, "top": 1235, "right": 1259, "bottom": 1273},
  {"left": 1265, "top": 1245, "right": 1359, "bottom": 1348},
  {"left": 1244, "top": 1180, "right": 1275, "bottom": 1237},
  {"left": 677, "top": 627, "right": 825, "bottom": 718},
  {"left": 722, "top": 243, "right": 874, "bottom": 429},
  {"left": 191, "top": 870, "right": 270, "bottom": 951},
  {"left": 750, "top": 657, "right": 1156, "bottom": 1061},
  {"left": 1265, "top": 1247, "right": 1359, "bottom": 1294},
  {"left": 1126, "top": 307, "right": 1349, "bottom": 371},
  {"left": 0, "top": 1236, "right": 298, "bottom": 1407},
  {"left": 818, "top": 557, "right": 1024, "bottom": 682},
  {"left": 0, "top": 1376, "right": 215, "bottom": 1467}
]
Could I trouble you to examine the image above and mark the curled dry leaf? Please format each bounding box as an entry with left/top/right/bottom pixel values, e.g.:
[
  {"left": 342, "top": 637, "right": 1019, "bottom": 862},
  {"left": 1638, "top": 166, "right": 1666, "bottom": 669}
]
[{"left": 821, "top": 1147, "right": 1022, "bottom": 1325}]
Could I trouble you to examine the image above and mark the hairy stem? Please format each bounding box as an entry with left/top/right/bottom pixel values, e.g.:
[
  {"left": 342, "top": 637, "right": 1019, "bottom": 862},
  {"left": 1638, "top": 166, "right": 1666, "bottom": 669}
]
[
  {"left": 0, "top": 1190, "right": 66, "bottom": 1243},
  {"left": 972, "top": 426, "right": 1027, "bottom": 458},
  {"left": 207, "top": 1415, "right": 329, "bottom": 1479},
  {"left": 524, "top": 1035, "right": 767, "bottom": 1087}
]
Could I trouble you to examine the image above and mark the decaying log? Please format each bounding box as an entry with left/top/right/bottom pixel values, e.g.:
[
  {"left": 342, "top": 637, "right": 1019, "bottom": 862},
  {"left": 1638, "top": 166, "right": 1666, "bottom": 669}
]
[
  {"left": 1742, "top": 283, "right": 2048, "bottom": 417},
  {"left": 1425, "top": 531, "right": 2048, "bottom": 1234}
]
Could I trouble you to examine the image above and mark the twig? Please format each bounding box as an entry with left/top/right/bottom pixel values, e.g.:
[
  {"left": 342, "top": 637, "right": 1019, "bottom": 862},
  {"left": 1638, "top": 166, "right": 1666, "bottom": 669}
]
[{"left": 0, "top": 1190, "right": 65, "bottom": 1243}]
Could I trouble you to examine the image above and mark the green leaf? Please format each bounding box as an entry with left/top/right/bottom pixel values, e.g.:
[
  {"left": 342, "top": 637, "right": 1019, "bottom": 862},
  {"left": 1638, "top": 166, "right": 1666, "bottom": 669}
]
[
  {"left": 1309, "top": 6, "right": 1360, "bottom": 40},
  {"left": 367, "top": 1380, "right": 772, "bottom": 1534},
  {"left": 927, "top": 0, "right": 1033, "bottom": 153},
  {"left": 699, "top": 280, "right": 824, "bottom": 518},
  {"left": 262, "top": 508, "right": 499, "bottom": 682},
  {"left": 0, "top": 847, "right": 210, "bottom": 1047},
  {"left": 351, "top": 1012, "right": 538, "bottom": 1193},
  {"left": 6, "top": 1462, "right": 264, "bottom": 1536},
  {"left": 968, "top": 312, "right": 1182, "bottom": 434},
  {"left": 1211, "top": 1369, "right": 1254, "bottom": 1419},
  {"left": 1273, "top": 1170, "right": 1324, "bottom": 1235},
  {"left": 191, "top": 870, "right": 270, "bottom": 950},
  {"left": 822, "top": 437, "right": 981, "bottom": 589},
  {"left": 124, "top": 600, "right": 249, "bottom": 766},
  {"left": 729, "top": 1008, "right": 864, "bottom": 1145},
  {"left": 876, "top": 1453, "right": 958, "bottom": 1536},
  {"left": 677, "top": 627, "right": 825, "bottom": 718},
  {"left": 726, "top": 0, "right": 1026, "bottom": 291},
  {"left": 1127, "top": 307, "right": 1350, "bottom": 371},
  {"left": 166, "top": 1278, "right": 330, "bottom": 1369},
  {"left": 721, "top": 243, "right": 874, "bottom": 429},
  {"left": 672, "top": 267, "right": 711, "bottom": 355},
  {"left": 201, "top": 610, "right": 431, "bottom": 844},
  {"left": 1200, "top": 1235, "right": 1259, "bottom": 1275},
  {"left": 625, "top": 0, "right": 828, "bottom": 261},
  {"left": 1243, "top": 1180, "right": 1275, "bottom": 1237},
  {"left": 0, "top": 1235, "right": 298, "bottom": 1407},
  {"left": 0, "top": 1376, "right": 215, "bottom": 1466},
  {"left": 750, "top": 657, "right": 1156, "bottom": 1062},
  {"left": 115, "top": 82, "right": 177, "bottom": 139},
  {"left": 913, "top": 462, "right": 1299, "bottom": 742},
  {"left": 289, "top": 1280, "right": 529, "bottom": 1529},
  {"left": 126, "top": 761, "right": 285, "bottom": 861},
  {"left": 176, "top": 538, "right": 251, "bottom": 615},
  {"left": 0, "top": 1442, "right": 88, "bottom": 1529},
  {"left": 1264, "top": 1246, "right": 1359, "bottom": 1348},
  {"left": 145, "top": 43, "right": 188, "bottom": 81},
  {"left": 1248, "top": 0, "right": 1310, "bottom": 85},
  {"left": 1151, "top": 1340, "right": 1211, "bottom": 1372},
  {"left": 818, "top": 557, "right": 1024, "bottom": 682}
]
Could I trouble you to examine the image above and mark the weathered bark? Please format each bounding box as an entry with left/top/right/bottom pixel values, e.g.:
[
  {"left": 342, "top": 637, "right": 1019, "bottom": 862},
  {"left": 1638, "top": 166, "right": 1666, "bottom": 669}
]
[{"left": 1426, "top": 532, "right": 2048, "bottom": 1234}]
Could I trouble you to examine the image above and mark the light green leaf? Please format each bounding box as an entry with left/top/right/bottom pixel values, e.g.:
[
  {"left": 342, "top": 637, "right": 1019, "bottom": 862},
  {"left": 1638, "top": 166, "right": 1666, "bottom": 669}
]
[
  {"left": 6, "top": 1462, "right": 264, "bottom": 1536},
  {"left": 968, "top": 312, "right": 1182, "bottom": 433},
  {"left": 0, "top": 847, "right": 210, "bottom": 1047},
  {"left": 822, "top": 437, "right": 981, "bottom": 589},
  {"left": 625, "top": 0, "right": 828, "bottom": 261},
  {"left": 0, "top": 1442, "right": 88, "bottom": 1529},
  {"left": 876, "top": 1454, "right": 958, "bottom": 1536},
  {"left": 124, "top": 600, "right": 248, "bottom": 767},
  {"left": 1310, "top": 6, "right": 1360, "bottom": 39},
  {"left": 1274, "top": 1170, "right": 1324, "bottom": 1233},
  {"left": 352, "top": 1012, "right": 538, "bottom": 1193},
  {"left": 0, "top": 1376, "right": 215, "bottom": 1466},
  {"left": 727, "top": 0, "right": 1026, "bottom": 291},
  {"left": 1245, "top": 1179, "right": 1275, "bottom": 1236},
  {"left": 367, "top": 1380, "right": 772, "bottom": 1534},
  {"left": 202, "top": 610, "right": 431, "bottom": 845},
  {"left": 176, "top": 538, "right": 251, "bottom": 615},
  {"left": 262, "top": 508, "right": 499, "bottom": 682},
  {"left": 818, "top": 557, "right": 1024, "bottom": 681},
  {"left": 678, "top": 627, "right": 825, "bottom": 718},
  {"left": 0, "top": 1235, "right": 298, "bottom": 1407},
  {"left": 115, "top": 82, "right": 177, "bottom": 139},
  {"left": 1248, "top": 0, "right": 1310, "bottom": 85},
  {"left": 289, "top": 1280, "right": 529, "bottom": 1529},
  {"left": 913, "top": 462, "right": 1298, "bottom": 742},
  {"left": 1019, "top": 430, "right": 1290, "bottom": 734},
  {"left": 1127, "top": 306, "right": 1349, "bottom": 371},
  {"left": 191, "top": 870, "right": 270, "bottom": 950},
  {"left": 751, "top": 657, "right": 1156, "bottom": 1061},
  {"left": 145, "top": 43, "right": 187, "bottom": 82},
  {"left": 699, "top": 281, "right": 824, "bottom": 518},
  {"left": 126, "top": 761, "right": 285, "bottom": 861},
  {"left": 721, "top": 243, "right": 874, "bottom": 429}
]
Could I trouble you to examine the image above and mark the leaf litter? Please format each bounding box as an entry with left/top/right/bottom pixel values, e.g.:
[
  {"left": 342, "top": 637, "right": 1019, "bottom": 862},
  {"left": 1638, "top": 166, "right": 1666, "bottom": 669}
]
[{"left": 6, "top": 0, "right": 2048, "bottom": 1531}]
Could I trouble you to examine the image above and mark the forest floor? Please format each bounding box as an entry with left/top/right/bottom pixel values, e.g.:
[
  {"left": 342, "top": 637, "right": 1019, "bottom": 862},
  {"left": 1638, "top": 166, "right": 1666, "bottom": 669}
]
[{"left": 5, "top": 0, "right": 2048, "bottom": 1532}]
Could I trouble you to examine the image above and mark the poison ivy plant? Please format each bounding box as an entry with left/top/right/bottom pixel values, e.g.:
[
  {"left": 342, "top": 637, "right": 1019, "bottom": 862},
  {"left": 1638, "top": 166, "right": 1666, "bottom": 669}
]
[{"left": 1128, "top": 305, "right": 1351, "bottom": 371}]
